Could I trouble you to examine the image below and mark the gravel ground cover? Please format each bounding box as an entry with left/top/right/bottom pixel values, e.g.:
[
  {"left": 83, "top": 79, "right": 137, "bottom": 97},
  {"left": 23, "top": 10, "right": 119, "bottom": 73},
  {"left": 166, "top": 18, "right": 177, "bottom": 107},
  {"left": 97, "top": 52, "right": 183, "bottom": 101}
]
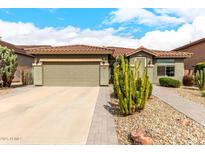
[
  {"left": 112, "top": 96, "right": 205, "bottom": 145},
  {"left": 173, "top": 86, "right": 205, "bottom": 107}
]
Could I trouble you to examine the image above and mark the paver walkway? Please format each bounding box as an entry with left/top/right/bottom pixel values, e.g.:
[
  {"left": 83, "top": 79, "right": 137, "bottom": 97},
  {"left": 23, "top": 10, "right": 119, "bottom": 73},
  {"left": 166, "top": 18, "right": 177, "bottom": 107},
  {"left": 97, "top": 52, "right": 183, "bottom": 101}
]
[
  {"left": 153, "top": 85, "right": 205, "bottom": 127},
  {"left": 86, "top": 87, "right": 118, "bottom": 145}
]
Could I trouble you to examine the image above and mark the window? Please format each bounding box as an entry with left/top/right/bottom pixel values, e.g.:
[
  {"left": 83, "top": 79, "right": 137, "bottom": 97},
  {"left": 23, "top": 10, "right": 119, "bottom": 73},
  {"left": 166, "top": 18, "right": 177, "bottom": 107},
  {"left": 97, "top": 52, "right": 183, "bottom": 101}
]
[
  {"left": 166, "top": 66, "right": 175, "bottom": 76},
  {"left": 157, "top": 66, "right": 175, "bottom": 77},
  {"left": 157, "top": 59, "right": 175, "bottom": 63},
  {"left": 157, "top": 66, "right": 165, "bottom": 76}
]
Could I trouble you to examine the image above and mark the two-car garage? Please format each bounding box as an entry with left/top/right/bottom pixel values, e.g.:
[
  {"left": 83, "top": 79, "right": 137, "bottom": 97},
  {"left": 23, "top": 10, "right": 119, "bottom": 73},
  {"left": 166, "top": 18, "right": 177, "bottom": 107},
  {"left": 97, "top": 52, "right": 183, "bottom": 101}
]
[
  {"left": 27, "top": 45, "right": 113, "bottom": 87},
  {"left": 43, "top": 62, "right": 100, "bottom": 86}
]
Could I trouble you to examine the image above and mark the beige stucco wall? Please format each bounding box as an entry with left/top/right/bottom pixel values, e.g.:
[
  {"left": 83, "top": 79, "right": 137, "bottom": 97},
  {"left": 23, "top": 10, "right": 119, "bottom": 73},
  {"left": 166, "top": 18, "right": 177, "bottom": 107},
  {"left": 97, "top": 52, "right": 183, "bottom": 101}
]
[
  {"left": 33, "top": 63, "right": 43, "bottom": 85},
  {"left": 100, "top": 63, "right": 109, "bottom": 86},
  {"left": 129, "top": 51, "right": 153, "bottom": 66}
]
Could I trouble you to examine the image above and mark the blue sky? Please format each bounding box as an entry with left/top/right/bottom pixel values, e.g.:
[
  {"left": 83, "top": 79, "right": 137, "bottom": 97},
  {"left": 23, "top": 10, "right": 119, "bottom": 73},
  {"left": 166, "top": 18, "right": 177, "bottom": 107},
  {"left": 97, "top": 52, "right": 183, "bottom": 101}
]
[
  {"left": 1, "top": 8, "right": 205, "bottom": 50},
  {"left": 0, "top": 8, "right": 182, "bottom": 38}
]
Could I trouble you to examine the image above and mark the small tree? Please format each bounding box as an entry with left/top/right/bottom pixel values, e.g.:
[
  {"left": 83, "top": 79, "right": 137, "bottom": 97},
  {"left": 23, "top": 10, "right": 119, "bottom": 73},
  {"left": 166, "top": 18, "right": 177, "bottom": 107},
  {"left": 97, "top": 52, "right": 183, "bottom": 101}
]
[{"left": 0, "top": 45, "right": 18, "bottom": 87}]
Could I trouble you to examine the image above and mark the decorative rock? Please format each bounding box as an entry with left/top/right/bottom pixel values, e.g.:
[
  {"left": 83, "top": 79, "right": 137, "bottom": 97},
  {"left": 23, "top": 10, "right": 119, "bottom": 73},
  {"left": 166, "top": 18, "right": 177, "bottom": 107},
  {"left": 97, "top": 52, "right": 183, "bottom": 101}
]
[
  {"left": 177, "top": 118, "right": 191, "bottom": 126},
  {"left": 131, "top": 128, "right": 153, "bottom": 145},
  {"left": 131, "top": 128, "right": 145, "bottom": 140},
  {"left": 138, "top": 135, "right": 153, "bottom": 145}
]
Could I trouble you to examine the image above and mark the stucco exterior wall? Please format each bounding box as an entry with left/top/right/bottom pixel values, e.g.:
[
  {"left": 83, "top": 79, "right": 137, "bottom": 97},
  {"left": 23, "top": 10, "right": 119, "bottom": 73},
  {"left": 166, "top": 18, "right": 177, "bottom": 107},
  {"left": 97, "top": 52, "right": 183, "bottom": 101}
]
[
  {"left": 33, "top": 63, "right": 43, "bottom": 86},
  {"left": 129, "top": 51, "right": 153, "bottom": 66},
  {"left": 17, "top": 54, "right": 34, "bottom": 68}
]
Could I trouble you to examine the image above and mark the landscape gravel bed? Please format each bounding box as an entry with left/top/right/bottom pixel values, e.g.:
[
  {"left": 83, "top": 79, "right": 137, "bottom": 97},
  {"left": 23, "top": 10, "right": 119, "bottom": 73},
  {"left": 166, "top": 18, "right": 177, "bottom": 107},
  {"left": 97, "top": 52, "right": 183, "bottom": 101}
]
[
  {"left": 173, "top": 86, "right": 205, "bottom": 107},
  {"left": 112, "top": 96, "right": 205, "bottom": 145}
]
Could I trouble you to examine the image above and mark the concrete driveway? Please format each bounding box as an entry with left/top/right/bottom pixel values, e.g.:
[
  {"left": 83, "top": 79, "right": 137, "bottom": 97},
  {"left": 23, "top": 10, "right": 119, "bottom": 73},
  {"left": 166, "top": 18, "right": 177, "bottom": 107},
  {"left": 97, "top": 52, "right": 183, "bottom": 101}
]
[{"left": 0, "top": 86, "right": 99, "bottom": 144}]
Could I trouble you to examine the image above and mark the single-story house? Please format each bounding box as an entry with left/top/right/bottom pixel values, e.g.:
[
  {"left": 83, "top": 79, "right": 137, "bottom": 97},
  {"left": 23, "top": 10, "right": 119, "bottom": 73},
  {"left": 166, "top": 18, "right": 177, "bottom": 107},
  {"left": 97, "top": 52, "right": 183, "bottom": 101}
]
[
  {"left": 0, "top": 40, "right": 34, "bottom": 82},
  {"left": 26, "top": 45, "right": 113, "bottom": 86},
  {"left": 25, "top": 45, "right": 192, "bottom": 86},
  {"left": 109, "top": 46, "right": 192, "bottom": 83},
  {"left": 173, "top": 38, "right": 205, "bottom": 74}
]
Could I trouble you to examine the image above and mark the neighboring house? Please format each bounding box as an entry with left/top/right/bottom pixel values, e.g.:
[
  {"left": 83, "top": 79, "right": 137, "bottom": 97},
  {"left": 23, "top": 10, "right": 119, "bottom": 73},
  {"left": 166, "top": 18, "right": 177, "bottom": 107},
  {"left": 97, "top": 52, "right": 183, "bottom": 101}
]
[
  {"left": 109, "top": 46, "right": 192, "bottom": 83},
  {"left": 173, "top": 38, "right": 205, "bottom": 74},
  {"left": 0, "top": 40, "right": 34, "bottom": 82},
  {"left": 25, "top": 45, "right": 113, "bottom": 86}
]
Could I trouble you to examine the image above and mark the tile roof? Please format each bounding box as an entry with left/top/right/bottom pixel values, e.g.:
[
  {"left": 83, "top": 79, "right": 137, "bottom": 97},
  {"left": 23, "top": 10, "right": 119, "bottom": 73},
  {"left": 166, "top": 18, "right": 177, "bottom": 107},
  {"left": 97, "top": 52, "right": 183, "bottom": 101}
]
[
  {"left": 0, "top": 40, "right": 34, "bottom": 57},
  {"left": 106, "top": 46, "right": 135, "bottom": 57},
  {"left": 17, "top": 45, "right": 52, "bottom": 49},
  {"left": 26, "top": 44, "right": 114, "bottom": 55},
  {"left": 173, "top": 38, "right": 205, "bottom": 51},
  {"left": 110, "top": 46, "right": 192, "bottom": 58}
]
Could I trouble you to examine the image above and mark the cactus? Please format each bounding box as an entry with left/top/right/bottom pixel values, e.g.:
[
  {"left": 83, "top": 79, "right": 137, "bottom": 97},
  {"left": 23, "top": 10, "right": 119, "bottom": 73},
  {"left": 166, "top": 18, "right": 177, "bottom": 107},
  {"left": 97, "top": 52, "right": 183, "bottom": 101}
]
[
  {"left": 0, "top": 45, "right": 18, "bottom": 87},
  {"left": 194, "top": 62, "right": 205, "bottom": 91},
  {"left": 114, "top": 56, "right": 134, "bottom": 115},
  {"left": 134, "top": 61, "right": 152, "bottom": 110},
  {"left": 113, "top": 56, "right": 152, "bottom": 115}
]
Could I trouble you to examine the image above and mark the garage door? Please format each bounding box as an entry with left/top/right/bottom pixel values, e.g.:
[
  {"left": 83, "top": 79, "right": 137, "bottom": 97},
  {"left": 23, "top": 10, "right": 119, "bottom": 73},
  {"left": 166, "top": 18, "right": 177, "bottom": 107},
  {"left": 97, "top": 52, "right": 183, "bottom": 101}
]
[{"left": 43, "top": 62, "right": 100, "bottom": 86}]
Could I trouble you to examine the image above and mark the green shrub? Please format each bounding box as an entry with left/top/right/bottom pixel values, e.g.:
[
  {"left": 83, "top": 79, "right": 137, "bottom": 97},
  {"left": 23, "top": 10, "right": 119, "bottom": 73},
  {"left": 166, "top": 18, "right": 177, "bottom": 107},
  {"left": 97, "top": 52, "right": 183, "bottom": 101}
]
[
  {"left": 202, "top": 91, "right": 205, "bottom": 97},
  {"left": 159, "top": 77, "right": 181, "bottom": 88}
]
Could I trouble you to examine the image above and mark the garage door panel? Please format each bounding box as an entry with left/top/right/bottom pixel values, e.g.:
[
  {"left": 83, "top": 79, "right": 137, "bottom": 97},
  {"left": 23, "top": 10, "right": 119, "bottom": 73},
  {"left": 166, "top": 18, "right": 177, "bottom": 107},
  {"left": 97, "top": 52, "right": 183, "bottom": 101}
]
[{"left": 43, "top": 62, "right": 99, "bottom": 86}]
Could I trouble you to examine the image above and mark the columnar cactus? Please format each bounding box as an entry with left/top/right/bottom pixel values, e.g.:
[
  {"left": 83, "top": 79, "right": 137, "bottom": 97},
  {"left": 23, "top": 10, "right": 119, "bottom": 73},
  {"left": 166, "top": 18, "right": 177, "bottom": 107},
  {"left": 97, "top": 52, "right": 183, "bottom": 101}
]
[
  {"left": 113, "top": 56, "right": 152, "bottom": 115},
  {"left": 0, "top": 45, "right": 18, "bottom": 87},
  {"left": 114, "top": 56, "right": 134, "bottom": 114},
  {"left": 194, "top": 62, "right": 205, "bottom": 91}
]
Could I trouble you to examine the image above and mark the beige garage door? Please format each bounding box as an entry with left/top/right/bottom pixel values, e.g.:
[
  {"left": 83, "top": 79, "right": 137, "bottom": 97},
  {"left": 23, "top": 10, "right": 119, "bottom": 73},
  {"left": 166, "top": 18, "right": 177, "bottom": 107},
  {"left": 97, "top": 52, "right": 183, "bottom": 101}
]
[{"left": 43, "top": 62, "right": 100, "bottom": 86}]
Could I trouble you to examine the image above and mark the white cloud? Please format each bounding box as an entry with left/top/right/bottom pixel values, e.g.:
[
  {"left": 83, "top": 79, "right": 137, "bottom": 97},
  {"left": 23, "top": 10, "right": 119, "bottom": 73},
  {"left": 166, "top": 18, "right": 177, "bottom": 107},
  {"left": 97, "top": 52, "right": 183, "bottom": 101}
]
[
  {"left": 154, "top": 8, "right": 205, "bottom": 22},
  {"left": 139, "top": 16, "right": 205, "bottom": 50},
  {"left": 1, "top": 15, "right": 205, "bottom": 50},
  {"left": 0, "top": 19, "right": 139, "bottom": 48},
  {"left": 105, "top": 8, "right": 186, "bottom": 26}
]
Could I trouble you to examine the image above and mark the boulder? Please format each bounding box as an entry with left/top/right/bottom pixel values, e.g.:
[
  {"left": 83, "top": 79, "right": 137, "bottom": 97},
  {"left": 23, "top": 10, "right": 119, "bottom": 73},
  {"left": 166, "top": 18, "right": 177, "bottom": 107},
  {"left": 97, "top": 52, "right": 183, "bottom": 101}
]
[{"left": 131, "top": 128, "right": 153, "bottom": 145}]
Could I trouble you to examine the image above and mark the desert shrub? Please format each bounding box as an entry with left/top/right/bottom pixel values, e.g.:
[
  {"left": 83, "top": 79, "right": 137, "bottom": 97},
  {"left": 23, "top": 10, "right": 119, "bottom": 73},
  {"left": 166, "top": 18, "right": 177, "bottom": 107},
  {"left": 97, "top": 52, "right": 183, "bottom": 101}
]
[
  {"left": 22, "top": 69, "right": 33, "bottom": 85},
  {"left": 159, "top": 77, "right": 181, "bottom": 88},
  {"left": 183, "top": 75, "right": 194, "bottom": 86},
  {"left": 202, "top": 91, "right": 205, "bottom": 97},
  {"left": 194, "top": 62, "right": 205, "bottom": 91}
]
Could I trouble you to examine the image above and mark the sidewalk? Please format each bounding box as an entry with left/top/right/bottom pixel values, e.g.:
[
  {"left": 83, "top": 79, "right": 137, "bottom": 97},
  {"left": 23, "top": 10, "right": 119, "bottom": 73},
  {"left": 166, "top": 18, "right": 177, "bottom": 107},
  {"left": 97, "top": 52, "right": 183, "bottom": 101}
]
[{"left": 153, "top": 85, "right": 205, "bottom": 127}]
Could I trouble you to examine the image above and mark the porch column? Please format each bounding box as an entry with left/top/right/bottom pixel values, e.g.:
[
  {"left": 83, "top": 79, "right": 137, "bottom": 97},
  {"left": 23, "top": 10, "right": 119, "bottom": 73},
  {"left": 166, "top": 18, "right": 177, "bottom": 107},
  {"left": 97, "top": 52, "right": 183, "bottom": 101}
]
[{"left": 33, "top": 62, "right": 43, "bottom": 86}]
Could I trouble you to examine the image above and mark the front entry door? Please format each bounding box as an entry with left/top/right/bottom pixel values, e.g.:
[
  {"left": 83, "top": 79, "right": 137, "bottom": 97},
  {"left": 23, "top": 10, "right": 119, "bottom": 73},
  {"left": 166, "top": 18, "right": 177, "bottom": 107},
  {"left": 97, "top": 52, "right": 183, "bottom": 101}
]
[{"left": 134, "top": 57, "right": 146, "bottom": 77}]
